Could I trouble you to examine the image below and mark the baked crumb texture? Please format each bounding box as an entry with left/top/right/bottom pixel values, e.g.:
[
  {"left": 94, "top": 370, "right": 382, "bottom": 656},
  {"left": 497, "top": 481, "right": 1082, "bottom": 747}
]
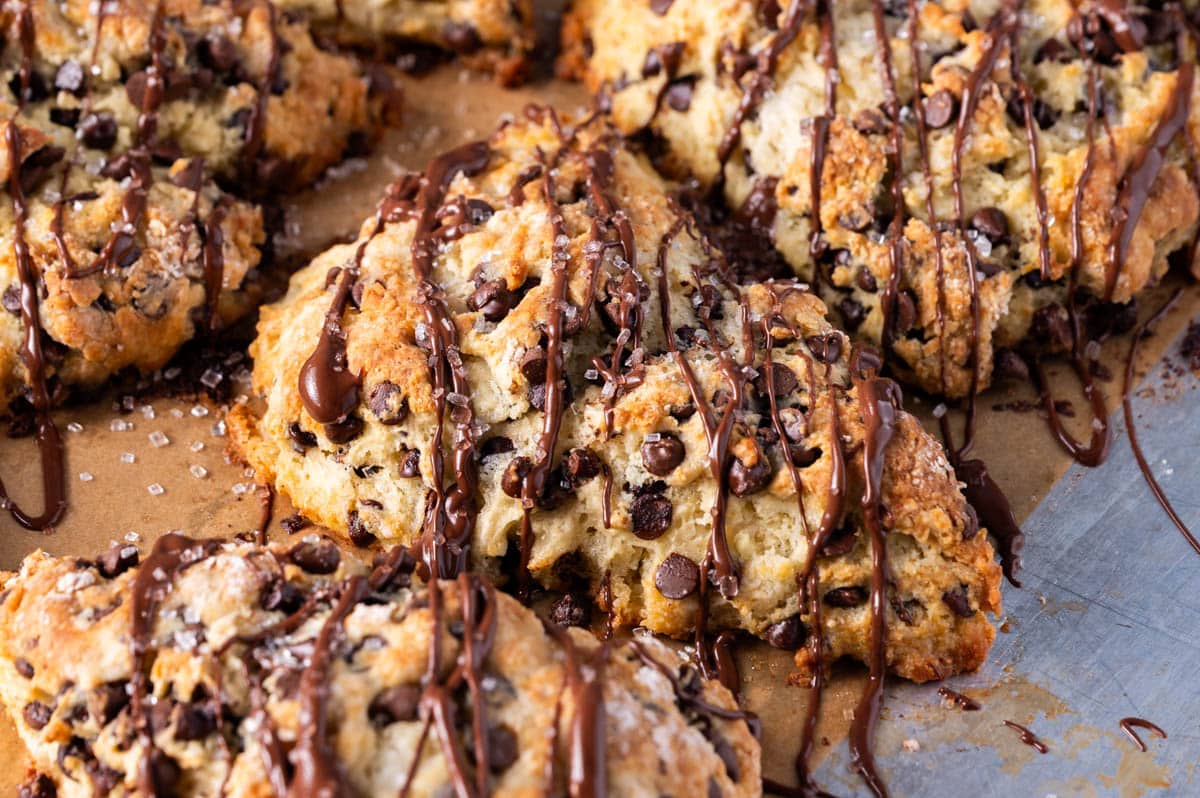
[
  {"left": 0, "top": 0, "right": 417, "bottom": 410},
  {"left": 230, "top": 112, "right": 1002, "bottom": 683},
  {"left": 0, "top": 538, "right": 760, "bottom": 797},
  {"left": 560, "top": 0, "right": 1200, "bottom": 398}
]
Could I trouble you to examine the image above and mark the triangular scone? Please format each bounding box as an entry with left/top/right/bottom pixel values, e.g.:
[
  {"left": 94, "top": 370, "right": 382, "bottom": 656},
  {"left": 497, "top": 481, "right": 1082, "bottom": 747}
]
[
  {"left": 559, "top": 0, "right": 1200, "bottom": 398},
  {"left": 0, "top": 536, "right": 760, "bottom": 797},
  {"left": 229, "top": 111, "right": 1002, "bottom": 682}
]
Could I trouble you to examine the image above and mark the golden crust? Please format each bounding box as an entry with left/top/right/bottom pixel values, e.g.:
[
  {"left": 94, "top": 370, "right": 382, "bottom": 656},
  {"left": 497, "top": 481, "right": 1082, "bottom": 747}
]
[
  {"left": 0, "top": 541, "right": 759, "bottom": 797},
  {"left": 561, "top": 0, "right": 1200, "bottom": 398},
  {"left": 231, "top": 112, "right": 1001, "bottom": 682}
]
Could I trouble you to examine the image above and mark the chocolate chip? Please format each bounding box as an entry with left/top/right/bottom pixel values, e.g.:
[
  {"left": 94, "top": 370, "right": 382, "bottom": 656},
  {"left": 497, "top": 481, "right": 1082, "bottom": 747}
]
[
  {"left": 650, "top": 0, "right": 674, "bottom": 15},
  {"left": 993, "top": 348, "right": 1030, "bottom": 381},
  {"left": 528, "top": 377, "right": 572, "bottom": 411},
  {"left": 857, "top": 267, "right": 879, "bottom": 293},
  {"left": 287, "top": 422, "right": 318, "bottom": 452},
  {"left": 824, "top": 586, "right": 869, "bottom": 607},
  {"left": 519, "top": 345, "right": 547, "bottom": 384},
  {"left": 18, "top": 774, "right": 55, "bottom": 798},
  {"left": 501, "top": 456, "right": 532, "bottom": 498},
  {"left": 564, "top": 447, "right": 602, "bottom": 484},
  {"left": 90, "top": 682, "right": 129, "bottom": 725},
  {"left": 15, "top": 658, "right": 33, "bottom": 678},
  {"left": 486, "top": 724, "right": 520, "bottom": 772},
  {"left": 708, "top": 776, "right": 722, "bottom": 798},
  {"left": 641, "top": 434, "right": 685, "bottom": 476},
  {"left": 399, "top": 447, "right": 422, "bottom": 478},
  {"left": 664, "top": 77, "right": 696, "bottom": 111},
  {"left": 54, "top": 60, "right": 85, "bottom": 94},
  {"left": 280, "top": 513, "right": 311, "bottom": 534},
  {"left": 369, "top": 684, "right": 421, "bottom": 726},
  {"left": 2, "top": 285, "right": 21, "bottom": 315},
  {"left": 942, "top": 585, "right": 973, "bottom": 617},
  {"left": 774, "top": 408, "right": 806, "bottom": 444},
  {"left": 260, "top": 578, "right": 304, "bottom": 614},
  {"left": 18, "top": 145, "right": 65, "bottom": 195},
  {"left": 347, "top": 511, "right": 377, "bottom": 548},
  {"left": 1034, "top": 38, "right": 1072, "bottom": 63},
  {"left": 147, "top": 750, "right": 181, "bottom": 795},
  {"left": 892, "top": 290, "right": 917, "bottom": 334},
  {"left": 630, "top": 493, "right": 673, "bottom": 539},
  {"left": 851, "top": 347, "right": 883, "bottom": 377},
  {"left": 323, "top": 415, "right": 363, "bottom": 444},
  {"left": 820, "top": 524, "right": 857, "bottom": 557},
  {"left": 468, "top": 279, "right": 515, "bottom": 322},
  {"left": 707, "top": 726, "right": 740, "bottom": 781},
  {"left": 99, "top": 151, "right": 136, "bottom": 180},
  {"left": 669, "top": 402, "right": 696, "bottom": 421},
  {"left": 838, "top": 297, "right": 866, "bottom": 331},
  {"left": 288, "top": 539, "right": 341, "bottom": 574},
  {"left": 923, "top": 89, "right": 957, "bottom": 129},
  {"left": 368, "top": 381, "right": 409, "bottom": 425},
  {"left": 111, "top": 232, "right": 141, "bottom": 268},
  {"left": 174, "top": 703, "right": 216, "bottom": 741},
  {"left": 197, "top": 32, "right": 239, "bottom": 72},
  {"left": 23, "top": 701, "right": 52, "bottom": 730},
  {"left": 764, "top": 614, "right": 806, "bottom": 649},
  {"left": 480, "top": 437, "right": 515, "bottom": 459},
  {"left": 654, "top": 553, "right": 700, "bottom": 599},
  {"left": 550, "top": 593, "right": 591, "bottom": 627},
  {"left": 96, "top": 544, "right": 139, "bottom": 579},
  {"left": 1030, "top": 303, "right": 1071, "bottom": 350},
  {"left": 729, "top": 453, "right": 772, "bottom": 497},
  {"left": 442, "top": 22, "right": 481, "bottom": 53},
  {"left": 969, "top": 207, "right": 1009, "bottom": 243},
  {"left": 756, "top": 362, "right": 799, "bottom": 399}
]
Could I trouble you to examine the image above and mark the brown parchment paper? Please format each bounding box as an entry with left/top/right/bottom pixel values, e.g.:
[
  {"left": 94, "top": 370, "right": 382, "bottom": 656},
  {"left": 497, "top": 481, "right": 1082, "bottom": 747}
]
[{"left": 0, "top": 62, "right": 1196, "bottom": 793}]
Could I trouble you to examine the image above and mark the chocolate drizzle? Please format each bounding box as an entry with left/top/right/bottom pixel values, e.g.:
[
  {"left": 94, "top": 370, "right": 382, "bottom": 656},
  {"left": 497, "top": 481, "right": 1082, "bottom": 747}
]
[
  {"left": 1119, "top": 716, "right": 1166, "bottom": 752},
  {"left": 1002, "top": 720, "right": 1048, "bottom": 754},
  {"left": 937, "top": 686, "right": 981, "bottom": 711}
]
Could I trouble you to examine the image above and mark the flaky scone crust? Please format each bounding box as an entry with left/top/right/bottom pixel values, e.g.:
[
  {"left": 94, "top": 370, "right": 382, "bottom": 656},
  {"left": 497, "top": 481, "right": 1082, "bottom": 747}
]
[
  {"left": 0, "top": 542, "right": 759, "bottom": 797},
  {"left": 230, "top": 112, "right": 1001, "bottom": 682},
  {"left": 560, "top": 0, "right": 1200, "bottom": 398}
]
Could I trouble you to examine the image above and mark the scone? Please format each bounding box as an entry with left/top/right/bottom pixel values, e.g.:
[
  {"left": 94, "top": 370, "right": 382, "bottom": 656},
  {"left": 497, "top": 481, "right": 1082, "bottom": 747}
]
[
  {"left": 0, "top": 0, "right": 404, "bottom": 409},
  {"left": 279, "top": 0, "right": 537, "bottom": 86},
  {"left": 559, "top": 0, "right": 1200, "bottom": 398},
  {"left": 0, "top": 535, "right": 761, "bottom": 797},
  {"left": 229, "top": 111, "right": 1002, "bottom": 682}
]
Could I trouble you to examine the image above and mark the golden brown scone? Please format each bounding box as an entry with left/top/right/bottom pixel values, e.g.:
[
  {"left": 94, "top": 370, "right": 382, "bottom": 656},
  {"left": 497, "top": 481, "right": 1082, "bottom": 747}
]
[
  {"left": 230, "top": 111, "right": 1001, "bottom": 682},
  {"left": 0, "top": 0, "right": 402, "bottom": 409},
  {"left": 560, "top": 0, "right": 1200, "bottom": 398},
  {"left": 0, "top": 536, "right": 760, "bottom": 797},
  {"left": 279, "top": 0, "right": 537, "bottom": 85}
]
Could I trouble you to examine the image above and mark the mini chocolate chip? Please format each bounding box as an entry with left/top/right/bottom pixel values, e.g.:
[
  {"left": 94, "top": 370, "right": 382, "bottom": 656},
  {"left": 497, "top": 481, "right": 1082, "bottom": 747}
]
[
  {"left": 2, "top": 286, "right": 21, "bottom": 315},
  {"left": 49, "top": 107, "right": 80, "bottom": 128},
  {"left": 96, "top": 544, "right": 139, "bottom": 579},
  {"left": 764, "top": 614, "right": 806, "bottom": 649},
  {"left": 852, "top": 347, "right": 883, "bottom": 377},
  {"left": 892, "top": 290, "right": 917, "bottom": 334},
  {"left": 100, "top": 151, "right": 136, "bottom": 180},
  {"left": 641, "top": 434, "right": 685, "bottom": 476},
  {"left": 323, "top": 415, "right": 363, "bottom": 444},
  {"left": 650, "top": 0, "right": 674, "bottom": 14},
  {"left": 501, "top": 456, "right": 532, "bottom": 498},
  {"left": 824, "top": 586, "right": 869, "bottom": 607},
  {"left": 664, "top": 77, "right": 696, "bottom": 112},
  {"left": 757, "top": 362, "right": 799, "bottom": 399},
  {"left": 399, "top": 447, "right": 421, "bottom": 478},
  {"left": 287, "top": 422, "right": 318, "bottom": 452},
  {"left": 174, "top": 703, "right": 216, "bottom": 741},
  {"left": 197, "top": 32, "right": 239, "bottom": 72},
  {"left": 347, "top": 511, "right": 377, "bottom": 548},
  {"left": 1034, "top": 38, "right": 1071, "bottom": 63},
  {"left": 480, "top": 437, "right": 515, "bottom": 459},
  {"left": 486, "top": 724, "right": 520, "bottom": 772},
  {"left": 707, "top": 727, "right": 740, "bottom": 781},
  {"left": 550, "top": 593, "right": 591, "bottom": 627},
  {"left": 820, "top": 524, "right": 857, "bottom": 557},
  {"left": 564, "top": 447, "right": 602, "bottom": 484},
  {"left": 729, "top": 454, "right": 772, "bottom": 497},
  {"left": 260, "top": 578, "right": 304, "bottom": 614},
  {"left": 90, "top": 682, "right": 129, "bottom": 725},
  {"left": 15, "top": 658, "right": 34, "bottom": 678},
  {"left": 669, "top": 402, "right": 696, "bottom": 421},
  {"left": 777, "top": 407, "right": 807, "bottom": 443},
  {"left": 923, "top": 89, "right": 957, "bottom": 129},
  {"left": 369, "top": 684, "right": 421, "bottom": 726},
  {"left": 468, "top": 279, "right": 515, "bottom": 322},
  {"left": 18, "top": 774, "right": 55, "bottom": 798},
  {"left": 942, "top": 585, "right": 973, "bottom": 617},
  {"left": 442, "top": 22, "right": 481, "bottom": 53},
  {"left": 23, "top": 701, "right": 52, "bottom": 730},
  {"left": 147, "top": 749, "right": 181, "bottom": 795},
  {"left": 837, "top": 297, "right": 866, "bottom": 331},
  {"left": 54, "top": 60, "right": 85, "bottom": 94},
  {"left": 851, "top": 108, "right": 889, "bottom": 136},
  {"left": 857, "top": 267, "right": 879, "bottom": 293},
  {"left": 519, "top": 345, "right": 547, "bottom": 384},
  {"left": 654, "top": 553, "right": 700, "bottom": 599},
  {"left": 368, "top": 381, "right": 409, "bottom": 425},
  {"left": 969, "top": 207, "right": 1009, "bottom": 242},
  {"left": 111, "top": 233, "right": 141, "bottom": 268},
  {"left": 630, "top": 493, "right": 673, "bottom": 539},
  {"left": 288, "top": 539, "right": 341, "bottom": 574},
  {"left": 1030, "top": 303, "right": 1071, "bottom": 350},
  {"left": 280, "top": 513, "right": 311, "bottom": 534}
]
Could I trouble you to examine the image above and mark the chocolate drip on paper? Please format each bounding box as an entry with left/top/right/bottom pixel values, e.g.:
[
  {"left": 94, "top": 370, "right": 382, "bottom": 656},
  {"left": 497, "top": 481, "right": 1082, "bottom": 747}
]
[
  {"left": 1119, "top": 716, "right": 1166, "bottom": 752},
  {"left": 1003, "top": 720, "right": 1048, "bottom": 753}
]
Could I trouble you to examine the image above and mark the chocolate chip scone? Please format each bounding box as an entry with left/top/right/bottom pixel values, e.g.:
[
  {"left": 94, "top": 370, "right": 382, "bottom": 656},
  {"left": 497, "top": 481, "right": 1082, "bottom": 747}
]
[
  {"left": 0, "top": 535, "right": 760, "bottom": 796},
  {"left": 278, "top": 0, "right": 536, "bottom": 85},
  {"left": 560, "top": 0, "right": 1200, "bottom": 399},
  {"left": 229, "top": 110, "right": 1002, "bottom": 682}
]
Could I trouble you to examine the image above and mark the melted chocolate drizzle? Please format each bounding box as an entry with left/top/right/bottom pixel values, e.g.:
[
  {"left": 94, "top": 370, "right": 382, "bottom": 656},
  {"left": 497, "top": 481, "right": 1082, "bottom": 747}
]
[
  {"left": 1119, "top": 716, "right": 1167, "bottom": 752},
  {"left": 1002, "top": 720, "right": 1048, "bottom": 754}
]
